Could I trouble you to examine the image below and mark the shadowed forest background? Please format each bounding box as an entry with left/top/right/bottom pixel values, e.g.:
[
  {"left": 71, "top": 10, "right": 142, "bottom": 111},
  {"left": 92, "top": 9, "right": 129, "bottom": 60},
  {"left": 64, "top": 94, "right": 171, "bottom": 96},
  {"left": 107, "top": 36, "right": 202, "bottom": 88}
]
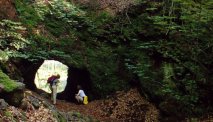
[{"left": 0, "top": 0, "right": 213, "bottom": 121}]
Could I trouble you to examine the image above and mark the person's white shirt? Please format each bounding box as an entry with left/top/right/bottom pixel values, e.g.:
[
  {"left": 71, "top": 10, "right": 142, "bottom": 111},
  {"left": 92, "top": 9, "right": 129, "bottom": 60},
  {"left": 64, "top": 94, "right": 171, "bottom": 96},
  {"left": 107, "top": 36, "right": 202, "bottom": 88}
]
[{"left": 77, "top": 90, "right": 86, "bottom": 97}]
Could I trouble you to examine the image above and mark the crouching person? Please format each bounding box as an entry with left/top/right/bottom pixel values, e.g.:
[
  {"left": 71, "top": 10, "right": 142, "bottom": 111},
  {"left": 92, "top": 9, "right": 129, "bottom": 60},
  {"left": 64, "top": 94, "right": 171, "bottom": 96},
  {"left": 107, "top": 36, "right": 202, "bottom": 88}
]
[{"left": 75, "top": 85, "right": 88, "bottom": 105}]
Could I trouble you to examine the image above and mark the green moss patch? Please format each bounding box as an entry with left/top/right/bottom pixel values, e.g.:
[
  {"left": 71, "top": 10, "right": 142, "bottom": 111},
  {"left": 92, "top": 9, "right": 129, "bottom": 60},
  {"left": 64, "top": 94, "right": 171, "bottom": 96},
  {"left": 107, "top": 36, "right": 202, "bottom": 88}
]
[{"left": 0, "top": 70, "right": 18, "bottom": 92}]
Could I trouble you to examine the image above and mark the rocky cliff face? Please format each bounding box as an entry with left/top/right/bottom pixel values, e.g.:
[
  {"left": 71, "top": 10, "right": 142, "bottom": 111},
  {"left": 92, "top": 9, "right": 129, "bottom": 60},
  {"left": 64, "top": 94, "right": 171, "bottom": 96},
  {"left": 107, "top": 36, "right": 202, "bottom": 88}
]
[{"left": 0, "top": 0, "right": 17, "bottom": 20}]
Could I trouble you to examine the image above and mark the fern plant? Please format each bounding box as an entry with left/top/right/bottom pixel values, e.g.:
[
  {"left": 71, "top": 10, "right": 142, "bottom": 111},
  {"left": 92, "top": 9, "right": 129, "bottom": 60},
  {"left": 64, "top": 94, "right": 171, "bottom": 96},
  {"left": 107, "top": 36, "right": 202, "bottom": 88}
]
[{"left": 0, "top": 19, "right": 29, "bottom": 60}]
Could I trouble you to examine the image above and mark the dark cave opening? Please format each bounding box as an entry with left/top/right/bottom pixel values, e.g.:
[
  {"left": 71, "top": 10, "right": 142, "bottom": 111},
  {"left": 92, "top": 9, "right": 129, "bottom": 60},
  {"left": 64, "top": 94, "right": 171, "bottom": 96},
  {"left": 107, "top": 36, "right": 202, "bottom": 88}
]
[{"left": 58, "top": 66, "right": 92, "bottom": 102}]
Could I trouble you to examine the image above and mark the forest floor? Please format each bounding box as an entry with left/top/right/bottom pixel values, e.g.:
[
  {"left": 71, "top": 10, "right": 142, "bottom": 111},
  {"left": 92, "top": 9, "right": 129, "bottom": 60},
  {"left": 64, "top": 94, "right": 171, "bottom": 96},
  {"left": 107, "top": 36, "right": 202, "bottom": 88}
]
[
  {"left": 55, "top": 89, "right": 159, "bottom": 122},
  {"left": 1, "top": 88, "right": 213, "bottom": 122},
  {"left": 0, "top": 88, "right": 159, "bottom": 122},
  {"left": 55, "top": 99, "right": 114, "bottom": 121},
  {"left": 37, "top": 88, "right": 160, "bottom": 122}
]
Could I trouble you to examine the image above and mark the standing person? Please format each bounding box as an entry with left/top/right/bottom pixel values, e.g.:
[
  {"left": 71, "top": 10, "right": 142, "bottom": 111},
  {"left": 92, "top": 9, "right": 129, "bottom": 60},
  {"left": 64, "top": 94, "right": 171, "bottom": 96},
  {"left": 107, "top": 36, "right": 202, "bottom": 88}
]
[
  {"left": 75, "top": 85, "right": 88, "bottom": 104},
  {"left": 48, "top": 74, "right": 60, "bottom": 105}
]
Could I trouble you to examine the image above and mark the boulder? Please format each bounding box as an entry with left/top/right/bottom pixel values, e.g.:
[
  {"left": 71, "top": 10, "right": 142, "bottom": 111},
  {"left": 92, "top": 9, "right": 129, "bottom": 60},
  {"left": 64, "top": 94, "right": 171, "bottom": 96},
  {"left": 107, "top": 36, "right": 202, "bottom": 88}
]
[
  {"left": 28, "top": 96, "right": 40, "bottom": 109},
  {"left": 0, "top": 99, "right": 8, "bottom": 110},
  {"left": 0, "top": 82, "right": 25, "bottom": 107}
]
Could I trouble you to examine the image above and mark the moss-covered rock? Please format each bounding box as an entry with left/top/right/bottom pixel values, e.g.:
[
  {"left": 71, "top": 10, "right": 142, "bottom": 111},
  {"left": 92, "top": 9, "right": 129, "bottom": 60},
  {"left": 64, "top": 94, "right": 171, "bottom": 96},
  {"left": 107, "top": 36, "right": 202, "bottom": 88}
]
[
  {"left": 0, "top": 69, "right": 19, "bottom": 92},
  {"left": 0, "top": 69, "right": 25, "bottom": 107}
]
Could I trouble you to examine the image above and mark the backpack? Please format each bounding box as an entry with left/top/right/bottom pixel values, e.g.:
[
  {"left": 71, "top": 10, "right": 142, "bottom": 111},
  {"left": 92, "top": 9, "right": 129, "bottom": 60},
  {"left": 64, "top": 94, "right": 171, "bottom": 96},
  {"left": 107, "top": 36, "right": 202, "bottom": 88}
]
[
  {"left": 47, "top": 75, "right": 57, "bottom": 85},
  {"left": 83, "top": 96, "right": 88, "bottom": 105}
]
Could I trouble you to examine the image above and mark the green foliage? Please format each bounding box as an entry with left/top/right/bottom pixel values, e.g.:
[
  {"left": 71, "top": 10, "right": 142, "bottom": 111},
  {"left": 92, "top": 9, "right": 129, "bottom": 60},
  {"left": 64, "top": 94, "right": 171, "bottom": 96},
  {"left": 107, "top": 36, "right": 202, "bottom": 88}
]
[
  {"left": 15, "top": 0, "right": 41, "bottom": 27},
  {"left": 87, "top": 44, "right": 129, "bottom": 98},
  {"left": 0, "top": 70, "right": 18, "bottom": 92},
  {"left": 0, "top": 19, "right": 29, "bottom": 61},
  {"left": 4, "top": 110, "right": 13, "bottom": 118},
  {"left": 0, "top": 19, "right": 29, "bottom": 50},
  {"left": 106, "top": 0, "right": 213, "bottom": 117},
  {"left": 18, "top": 47, "right": 70, "bottom": 62},
  {"left": 0, "top": 50, "right": 8, "bottom": 61},
  {"left": 35, "top": 0, "right": 89, "bottom": 38},
  {"left": 44, "top": 16, "right": 66, "bottom": 37},
  {"left": 160, "top": 63, "right": 199, "bottom": 115},
  {"left": 124, "top": 49, "right": 163, "bottom": 98}
]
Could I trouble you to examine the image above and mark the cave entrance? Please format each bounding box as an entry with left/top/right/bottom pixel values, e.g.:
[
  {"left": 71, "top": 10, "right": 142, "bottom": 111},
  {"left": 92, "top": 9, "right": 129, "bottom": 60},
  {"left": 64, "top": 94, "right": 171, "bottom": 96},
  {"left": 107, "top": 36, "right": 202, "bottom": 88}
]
[{"left": 34, "top": 60, "right": 68, "bottom": 93}]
